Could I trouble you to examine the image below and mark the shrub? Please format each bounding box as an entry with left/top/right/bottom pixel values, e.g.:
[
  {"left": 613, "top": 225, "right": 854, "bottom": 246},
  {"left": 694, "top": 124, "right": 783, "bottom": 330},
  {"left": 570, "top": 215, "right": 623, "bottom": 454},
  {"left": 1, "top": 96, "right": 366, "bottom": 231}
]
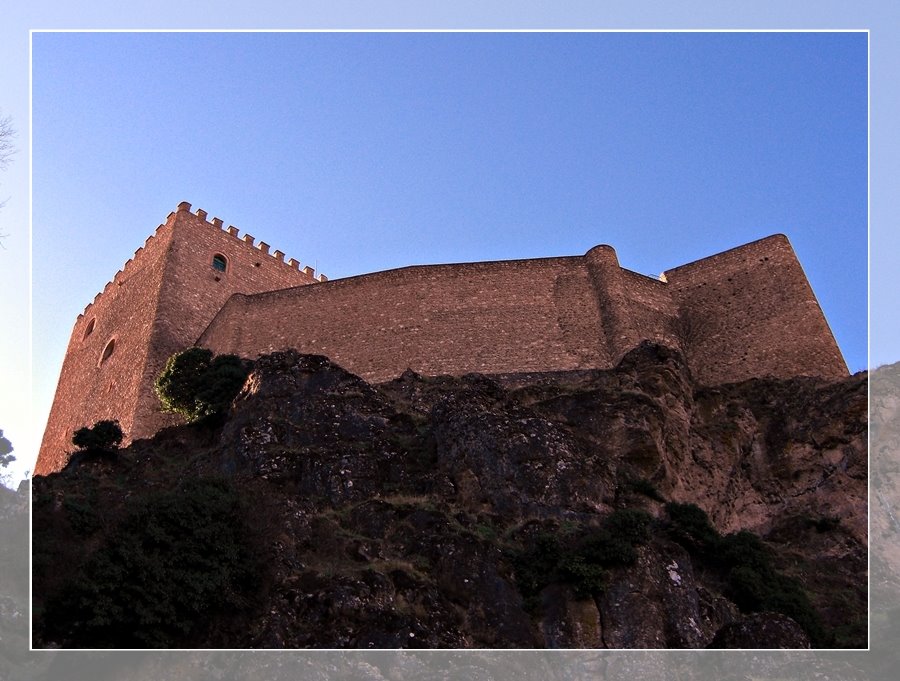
[
  {"left": 155, "top": 348, "right": 251, "bottom": 422},
  {"left": 577, "top": 509, "right": 653, "bottom": 567},
  {"left": 812, "top": 515, "right": 841, "bottom": 533},
  {"left": 512, "top": 510, "right": 653, "bottom": 604},
  {"left": 719, "top": 530, "right": 771, "bottom": 571},
  {"left": 72, "top": 420, "right": 123, "bottom": 451},
  {"left": 62, "top": 494, "right": 102, "bottom": 536},
  {"left": 627, "top": 476, "right": 665, "bottom": 502},
  {"left": 606, "top": 508, "right": 653, "bottom": 544},
  {"left": 39, "top": 477, "right": 259, "bottom": 647},
  {"left": 725, "top": 563, "right": 826, "bottom": 646},
  {"left": 663, "top": 502, "right": 826, "bottom": 646},
  {"left": 511, "top": 532, "right": 561, "bottom": 608},
  {"left": 664, "top": 502, "right": 719, "bottom": 551},
  {"left": 559, "top": 555, "right": 608, "bottom": 599}
]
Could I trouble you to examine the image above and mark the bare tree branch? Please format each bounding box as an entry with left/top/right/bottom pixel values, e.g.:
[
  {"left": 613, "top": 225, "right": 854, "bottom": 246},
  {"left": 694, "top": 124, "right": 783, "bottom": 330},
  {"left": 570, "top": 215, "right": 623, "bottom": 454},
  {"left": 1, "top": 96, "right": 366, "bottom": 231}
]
[
  {"left": 669, "top": 305, "right": 714, "bottom": 363},
  {"left": 0, "top": 113, "right": 16, "bottom": 171},
  {"left": 0, "top": 111, "right": 16, "bottom": 243}
]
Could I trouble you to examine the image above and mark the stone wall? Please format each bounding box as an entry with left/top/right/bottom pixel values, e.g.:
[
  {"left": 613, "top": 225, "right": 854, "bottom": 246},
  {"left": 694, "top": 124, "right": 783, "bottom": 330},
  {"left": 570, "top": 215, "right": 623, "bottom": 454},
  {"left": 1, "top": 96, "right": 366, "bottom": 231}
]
[
  {"left": 38, "top": 205, "right": 850, "bottom": 477},
  {"left": 200, "top": 235, "right": 847, "bottom": 387},
  {"left": 132, "top": 205, "right": 320, "bottom": 442},
  {"left": 36, "top": 203, "right": 319, "bottom": 474},
  {"left": 662, "top": 234, "right": 848, "bottom": 385},
  {"left": 200, "top": 256, "right": 611, "bottom": 383},
  {"left": 37, "top": 219, "right": 175, "bottom": 475}
]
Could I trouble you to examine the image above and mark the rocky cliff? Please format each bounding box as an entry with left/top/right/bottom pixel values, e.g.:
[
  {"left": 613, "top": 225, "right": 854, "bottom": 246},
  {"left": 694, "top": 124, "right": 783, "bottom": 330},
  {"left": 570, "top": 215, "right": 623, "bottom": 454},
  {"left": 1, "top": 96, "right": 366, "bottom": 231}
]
[{"left": 31, "top": 342, "right": 867, "bottom": 649}]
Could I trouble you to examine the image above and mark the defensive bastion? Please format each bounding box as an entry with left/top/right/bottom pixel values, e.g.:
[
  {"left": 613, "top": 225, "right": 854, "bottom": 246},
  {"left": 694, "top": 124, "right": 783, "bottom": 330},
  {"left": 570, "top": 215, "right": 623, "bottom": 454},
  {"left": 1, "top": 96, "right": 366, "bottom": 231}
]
[{"left": 36, "top": 202, "right": 848, "bottom": 474}]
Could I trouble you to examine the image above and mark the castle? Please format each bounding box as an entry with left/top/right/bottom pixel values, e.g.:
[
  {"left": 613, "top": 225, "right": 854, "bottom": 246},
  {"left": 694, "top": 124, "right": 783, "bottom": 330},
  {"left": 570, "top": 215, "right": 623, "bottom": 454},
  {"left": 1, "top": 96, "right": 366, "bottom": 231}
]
[{"left": 36, "top": 202, "right": 848, "bottom": 475}]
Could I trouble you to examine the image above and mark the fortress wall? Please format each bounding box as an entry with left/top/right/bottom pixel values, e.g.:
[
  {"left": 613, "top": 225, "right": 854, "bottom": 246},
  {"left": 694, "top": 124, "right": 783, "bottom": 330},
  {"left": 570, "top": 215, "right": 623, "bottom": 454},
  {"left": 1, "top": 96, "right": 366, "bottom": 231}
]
[
  {"left": 199, "top": 256, "right": 612, "bottom": 383},
  {"left": 38, "top": 198, "right": 850, "bottom": 478},
  {"left": 36, "top": 220, "right": 176, "bottom": 475},
  {"left": 663, "top": 234, "right": 848, "bottom": 385},
  {"left": 130, "top": 204, "right": 319, "bottom": 440},
  {"left": 618, "top": 269, "right": 681, "bottom": 350},
  {"left": 37, "top": 203, "right": 322, "bottom": 474}
]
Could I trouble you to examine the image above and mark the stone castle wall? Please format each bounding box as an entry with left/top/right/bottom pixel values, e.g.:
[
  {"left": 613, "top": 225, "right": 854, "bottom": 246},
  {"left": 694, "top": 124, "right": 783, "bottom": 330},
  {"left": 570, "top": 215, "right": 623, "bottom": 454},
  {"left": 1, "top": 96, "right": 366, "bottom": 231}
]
[
  {"left": 199, "top": 235, "right": 847, "bottom": 388},
  {"left": 37, "top": 203, "right": 849, "bottom": 476},
  {"left": 131, "top": 205, "right": 321, "bottom": 443},
  {"left": 37, "top": 203, "right": 321, "bottom": 474},
  {"left": 38, "top": 218, "right": 176, "bottom": 475},
  {"left": 199, "top": 255, "right": 612, "bottom": 383},
  {"left": 663, "top": 234, "right": 848, "bottom": 384}
]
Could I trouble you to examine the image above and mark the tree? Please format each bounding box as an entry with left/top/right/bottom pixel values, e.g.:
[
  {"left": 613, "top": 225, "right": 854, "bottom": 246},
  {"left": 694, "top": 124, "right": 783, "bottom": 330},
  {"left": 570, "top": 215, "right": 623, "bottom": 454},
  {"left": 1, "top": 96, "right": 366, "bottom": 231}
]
[
  {"left": 155, "top": 348, "right": 251, "bottom": 422},
  {"left": 0, "top": 429, "right": 14, "bottom": 488},
  {"left": 0, "top": 111, "right": 15, "bottom": 241},
  {"left": 0, "top": 113, "right": 14, "bottom": 173},
  {"left": 669, "top": 305, "right": 713, "bottom": 364},
  {"left": 72, "top": 420, "right": 124, "bottom": 452}
]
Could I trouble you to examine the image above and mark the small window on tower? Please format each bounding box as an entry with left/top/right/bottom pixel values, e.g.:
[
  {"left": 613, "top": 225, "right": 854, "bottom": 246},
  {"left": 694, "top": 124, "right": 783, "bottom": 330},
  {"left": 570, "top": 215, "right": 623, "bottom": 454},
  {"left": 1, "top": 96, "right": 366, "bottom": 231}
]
[
  {"left": 212, "top": 254, "right": 228, "bottom": 272},
  {"left": 83, "top": 318, "right": 96, "bottom": 340},
  {"left": 99, "top": 338, "right": 116, "bottom": 365}
]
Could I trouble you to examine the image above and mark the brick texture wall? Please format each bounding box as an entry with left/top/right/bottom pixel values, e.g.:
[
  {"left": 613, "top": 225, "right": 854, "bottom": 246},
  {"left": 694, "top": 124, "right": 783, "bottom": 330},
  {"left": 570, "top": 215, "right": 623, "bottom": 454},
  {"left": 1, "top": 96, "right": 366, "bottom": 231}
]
[
  {"left": 200, "top": 256, "right": 611, "bottom": 383},
  {"left": 132, "top": 205, "right": 319, "bottom": 442},
  {"left": 662, "top": 234, "right": 848, "bottom": 385},
  {"left": 37, "top": 220, "right": 175, "bottom": 475},
  {"left": 36, "top": 203, "right": 318, "bottom": 474},
  {"left": 199, "top": 235, "right": 847, "bottom": 388},
  {"left": 37, "top": 205, "right": 849, "bottom": 477}
]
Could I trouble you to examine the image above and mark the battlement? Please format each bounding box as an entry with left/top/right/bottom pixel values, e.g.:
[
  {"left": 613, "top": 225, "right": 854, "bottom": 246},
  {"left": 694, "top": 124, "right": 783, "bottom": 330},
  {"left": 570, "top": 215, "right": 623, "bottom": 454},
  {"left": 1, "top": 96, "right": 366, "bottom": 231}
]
[
  {"left": 77, "top": 202, "right": 326, "bottom": 321},
  {"left": 78, "top": 223, "right": 166, "bottom": 320},
  {"left": 174, "top": 202, "right": 326, "bottom": 282}
]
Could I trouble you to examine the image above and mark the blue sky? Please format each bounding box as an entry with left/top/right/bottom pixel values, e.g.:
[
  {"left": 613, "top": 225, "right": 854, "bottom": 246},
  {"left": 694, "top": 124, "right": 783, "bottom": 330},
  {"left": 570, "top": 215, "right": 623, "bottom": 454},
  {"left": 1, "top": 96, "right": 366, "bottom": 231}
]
[
  {"left": 1, "top": 2, "right": 892, "bottom": 483},
  {"left": 31, "top": 32, "right": 868, "bottom": 289},
  {"left": 30, "top": 32, "right": 867, "bottom": 437}
]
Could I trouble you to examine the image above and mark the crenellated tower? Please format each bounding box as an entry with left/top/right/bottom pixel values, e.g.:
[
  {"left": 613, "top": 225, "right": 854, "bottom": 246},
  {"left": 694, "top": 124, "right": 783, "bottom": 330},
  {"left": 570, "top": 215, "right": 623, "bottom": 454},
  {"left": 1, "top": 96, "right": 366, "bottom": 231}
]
[{"left": 36, "top": 202, "right": 324, "bottom": 475}]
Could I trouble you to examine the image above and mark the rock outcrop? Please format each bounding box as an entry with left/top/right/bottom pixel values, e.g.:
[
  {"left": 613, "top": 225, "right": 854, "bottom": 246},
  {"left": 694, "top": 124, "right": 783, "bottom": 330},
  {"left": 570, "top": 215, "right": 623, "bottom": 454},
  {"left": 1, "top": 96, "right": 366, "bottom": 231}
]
[{"left": 32, "top": 342, "right": 867, "bottom": 649}]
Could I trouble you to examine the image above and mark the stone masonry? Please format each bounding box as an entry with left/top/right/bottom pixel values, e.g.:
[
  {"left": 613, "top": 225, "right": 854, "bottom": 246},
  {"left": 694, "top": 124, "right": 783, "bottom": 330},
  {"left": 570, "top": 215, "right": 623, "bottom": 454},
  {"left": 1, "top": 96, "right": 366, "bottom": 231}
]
[
  {"left": 37, "top": 203, "right": 320, "bottom": 474},
  {"left": 36, "top": 203, "right": 848, "bottom": 475}
]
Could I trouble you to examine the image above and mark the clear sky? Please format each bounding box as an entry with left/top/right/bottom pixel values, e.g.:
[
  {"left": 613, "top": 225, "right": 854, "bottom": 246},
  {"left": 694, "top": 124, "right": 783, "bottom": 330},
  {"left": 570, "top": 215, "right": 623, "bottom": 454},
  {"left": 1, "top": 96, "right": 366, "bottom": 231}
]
[
  {"left": 1, "top": 1, "right": 893, "bottom": 485},
  {"left": 29, "top": 31, "right": 867, "bottom": 450}
]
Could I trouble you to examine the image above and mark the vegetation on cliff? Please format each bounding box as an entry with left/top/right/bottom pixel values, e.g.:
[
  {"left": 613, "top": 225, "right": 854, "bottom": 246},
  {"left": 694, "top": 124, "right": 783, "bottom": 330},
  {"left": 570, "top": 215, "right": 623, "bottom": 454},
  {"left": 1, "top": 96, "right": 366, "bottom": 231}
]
[
  {"left": 32, "top": 343, "right": 867, "bottom": 649},
  {"left": 71, "top": 419, "right": 123, "bottom": 453},
  {"left": 154, "top": 347, "right": 251, "bottom": 422}
]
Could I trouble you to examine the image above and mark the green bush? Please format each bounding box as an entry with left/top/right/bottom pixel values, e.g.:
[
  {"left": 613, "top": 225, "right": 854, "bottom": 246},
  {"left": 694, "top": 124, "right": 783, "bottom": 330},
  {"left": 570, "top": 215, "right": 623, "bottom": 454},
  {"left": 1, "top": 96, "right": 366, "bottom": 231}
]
[
  {"left": 812, "top": 515, "right": 841, "bottom": 532},
  {"left": 72, "top": 420, "right": 123, "bottom": 451},
  {"left": 726, "top": 563, "right": 825, "bottom": 646},
  {"left": 155, "top": 348, "right": 251, "bottom": 422},
  {"left": 512, "top": 510, "right": 653, "bottom": 604},
  {"left": 39, "top": 477, "right": 258, "bottom": 648},
  {"left": 606, "top": 508, "right": 653, "bottom": 544},
  {"left": 559, "top": 555, "right": 608, "bottom": 599},
  {"left": 664, "top": 502, "right": 719, "bottom": 550},
  {"left": 62, "top": 494, "right": 102, "bottom": 536},
  {"left": 511, "top": 532, "right": 561, "bottom": 608},
  {"left": 578, "top": 509, "right": 652, "bottom": 567},
  {"left": 627, "top": 477, "right": 665, "bottom": 502},
  {"left": 719, "top": 530, "right": 771, "bottom": 571},
  {"left": 664, "top": 502, "right": 826, "bottom": 646}
]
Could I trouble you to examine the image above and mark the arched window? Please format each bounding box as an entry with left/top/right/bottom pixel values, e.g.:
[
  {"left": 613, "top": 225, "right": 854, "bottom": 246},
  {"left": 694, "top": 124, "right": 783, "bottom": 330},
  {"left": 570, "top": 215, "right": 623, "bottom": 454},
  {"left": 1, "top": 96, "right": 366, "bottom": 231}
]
[
  {"left": 99, "top": 338, "right": 116, "bottom": 365},
  {"left": 83, "top": 318, "right": 96, "bottom": 340},
  {"left": 212, "top": 254, "right": 228, "bottom": 272}
]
